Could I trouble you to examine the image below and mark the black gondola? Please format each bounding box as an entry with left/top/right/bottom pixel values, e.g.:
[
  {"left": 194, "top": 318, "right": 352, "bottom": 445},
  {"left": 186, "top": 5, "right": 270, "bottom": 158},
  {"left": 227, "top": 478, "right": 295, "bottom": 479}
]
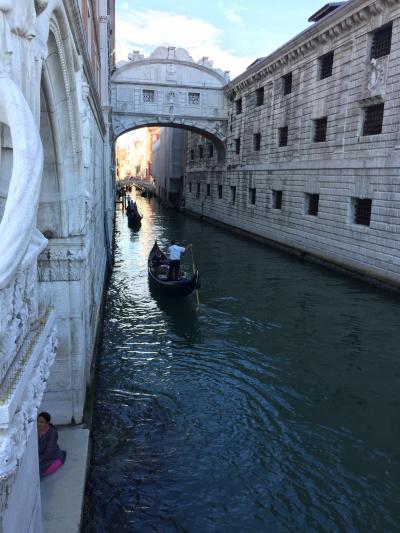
[
  {"left": 126, "top": 204, "right": 143, "bottom": 228},
  {"left": 148, "top": 241, "right": 200, "bottom": 298}
]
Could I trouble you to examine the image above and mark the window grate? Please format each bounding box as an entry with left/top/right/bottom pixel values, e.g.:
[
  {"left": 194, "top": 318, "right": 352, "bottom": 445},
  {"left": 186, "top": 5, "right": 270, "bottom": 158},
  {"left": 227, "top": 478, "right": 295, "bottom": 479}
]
[
  {"left": 249, "top": 188, "right": 256, "bottom": 205},
  {"left": 255, "top": 87, "right": 264, "bottom": 106},
  {"left": 143, "top": 89, "right": 155, "bottom": 103},
  {"left": 188, "top": 92, "right": 200, "bottom": 105},
  {"left": 279, "top": 126, "right": 288, "bottom": 147},
  {"left": 283, "top": 73, "right": 292, "bottom": 95},
  {"left": 190, "top": 149, "right": 195, "bottom": 160},
  {"left": 235, "top": 98, "right": 242, "bottom": 114},
  {"left": 306, "top": 193, "right": 319, "bottom": 216},
  {"left": 235, "top": 138, "right": 241, "bottom": 154},
  {"left": 196, "top": 183, "right": 200, "bottom": 197},
  {"left": 272, "top": 190, "right": 282, "bottom": 209},
  {"left": 189, "top": 182, "right": 192, "bottom": 192},
  {"left": 218, "top": 185, "right": 223, "bottom": 199},
  {"left": 231, "top": 186, "right": 236, "bottom": 204},
  {"left": 208, "top": 143, "right": 214, "bottom": 158},
  {"left": 319, "top": 51, "right": 334, "bottom": 80},
  {"left": 363, "top": 103, "right": 384, "bottom": 136},
  {"left": 253, "top": 133, "right": 261, "bottom": 151},
  {"left": 354, "top": 198, "right": 372, "bottom": 226},
  {"left": 314, "top": 117, "right": 327, "bottom": 142},
  {"left": 207, "top": 184, "right": 211, "bottom": 196},
  {"left": 371, "top": 24, "right": 392, "bottom": 59},
  {"left": 199, "top": 146, "right": 204, "bottom": 159}
]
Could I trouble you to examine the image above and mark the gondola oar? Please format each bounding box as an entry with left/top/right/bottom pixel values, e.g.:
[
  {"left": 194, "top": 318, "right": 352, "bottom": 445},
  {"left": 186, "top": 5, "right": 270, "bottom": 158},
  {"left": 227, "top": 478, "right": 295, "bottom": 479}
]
[{"left": 190, "top": 246, "right": 200, "bottom": 308}]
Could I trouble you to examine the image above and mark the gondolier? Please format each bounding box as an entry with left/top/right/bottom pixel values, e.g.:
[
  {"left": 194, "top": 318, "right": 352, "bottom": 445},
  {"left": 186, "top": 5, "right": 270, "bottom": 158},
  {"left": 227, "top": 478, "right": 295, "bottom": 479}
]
[{"left": 168, "top": 240, "right": 192, "bottom": 281}]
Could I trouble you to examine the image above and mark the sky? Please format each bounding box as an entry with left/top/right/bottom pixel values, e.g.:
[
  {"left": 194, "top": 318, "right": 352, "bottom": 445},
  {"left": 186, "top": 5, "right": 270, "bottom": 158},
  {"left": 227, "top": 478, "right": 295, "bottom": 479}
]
[{"left": 115, "top": 1, "right": 338, "bottom": 79}]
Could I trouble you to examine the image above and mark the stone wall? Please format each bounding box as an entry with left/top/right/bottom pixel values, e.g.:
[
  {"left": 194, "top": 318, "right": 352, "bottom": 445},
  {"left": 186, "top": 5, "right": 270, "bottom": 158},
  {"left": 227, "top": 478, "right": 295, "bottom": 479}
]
[{"left": 185, "top": 0, "right": 400, "bottom": 287}]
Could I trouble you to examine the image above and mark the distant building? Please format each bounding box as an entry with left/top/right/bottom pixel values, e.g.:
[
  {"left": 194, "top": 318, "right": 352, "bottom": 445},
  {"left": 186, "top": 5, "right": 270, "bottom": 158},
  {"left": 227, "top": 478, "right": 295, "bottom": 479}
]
[{"left": 152, "top": 128, "right": 185, "bottom": 207}]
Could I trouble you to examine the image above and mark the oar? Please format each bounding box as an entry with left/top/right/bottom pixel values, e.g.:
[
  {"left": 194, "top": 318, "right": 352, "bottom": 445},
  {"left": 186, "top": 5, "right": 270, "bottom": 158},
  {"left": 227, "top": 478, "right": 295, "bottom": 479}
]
[{"left": 190, "top": 245, "right": 200, "bottom": 308}]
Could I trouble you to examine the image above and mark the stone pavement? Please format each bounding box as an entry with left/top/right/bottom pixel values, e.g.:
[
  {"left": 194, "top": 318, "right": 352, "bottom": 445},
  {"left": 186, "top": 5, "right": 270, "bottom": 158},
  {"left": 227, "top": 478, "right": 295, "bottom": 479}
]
[{"left": 41, "top": 426, "right": 90, "bottom": 533}]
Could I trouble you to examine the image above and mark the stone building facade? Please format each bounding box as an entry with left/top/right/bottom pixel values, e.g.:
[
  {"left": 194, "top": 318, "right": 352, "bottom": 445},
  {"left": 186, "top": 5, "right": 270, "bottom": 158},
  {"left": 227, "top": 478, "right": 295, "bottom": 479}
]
[
  {"left": 0, "top": 1, "right": 114, "bottom": 531},
  {"left": 185, "top": 0, "right": 400, "bottom": 288},
  {"left": 152, "top": 128, "right": 185, "bottom": 207}
]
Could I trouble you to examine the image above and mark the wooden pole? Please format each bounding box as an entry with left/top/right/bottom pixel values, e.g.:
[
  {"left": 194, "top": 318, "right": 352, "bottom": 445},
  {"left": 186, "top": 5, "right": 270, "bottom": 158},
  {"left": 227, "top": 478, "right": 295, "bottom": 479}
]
[{"left": 190, "top": 246, "right": 200, "bottom": 308}]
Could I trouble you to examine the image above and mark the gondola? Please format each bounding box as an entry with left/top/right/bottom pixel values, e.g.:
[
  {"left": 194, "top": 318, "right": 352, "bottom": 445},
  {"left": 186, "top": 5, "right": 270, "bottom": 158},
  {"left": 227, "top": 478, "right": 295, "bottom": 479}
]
[
  {"left": 126, "top": 204, "right": 143, "bottom": 228},
  {"left": 148, "top": 241, "right": 200, "bottom": 298}
]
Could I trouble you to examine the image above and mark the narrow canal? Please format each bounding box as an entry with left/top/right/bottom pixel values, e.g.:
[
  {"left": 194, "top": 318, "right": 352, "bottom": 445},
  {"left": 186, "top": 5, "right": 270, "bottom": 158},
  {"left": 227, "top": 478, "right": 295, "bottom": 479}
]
[{"left": 84, "top": 197, "right": 400, "bottom": 532}]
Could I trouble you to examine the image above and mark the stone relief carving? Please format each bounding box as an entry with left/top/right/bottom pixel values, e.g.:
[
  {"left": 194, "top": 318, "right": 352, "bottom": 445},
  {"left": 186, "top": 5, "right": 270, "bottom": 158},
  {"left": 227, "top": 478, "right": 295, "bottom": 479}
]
[{"left": 367, "top": 58, "right": 385, "bottom": 92}]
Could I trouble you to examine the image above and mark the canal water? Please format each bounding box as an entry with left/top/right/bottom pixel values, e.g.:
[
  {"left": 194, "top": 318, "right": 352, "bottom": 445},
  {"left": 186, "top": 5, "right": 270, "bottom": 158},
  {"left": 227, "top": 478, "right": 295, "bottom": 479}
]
[{"left": 84, "top": 197, "right": 400, "bottom": 532}]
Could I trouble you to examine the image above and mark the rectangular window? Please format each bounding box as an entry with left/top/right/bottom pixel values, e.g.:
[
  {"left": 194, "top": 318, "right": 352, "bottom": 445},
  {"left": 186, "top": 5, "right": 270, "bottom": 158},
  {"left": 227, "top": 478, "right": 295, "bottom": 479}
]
[
  {"left": 282, "top": 73, "right": 292, "bottom": 95},
  {"left": 371, "top": 23, "right": 392, "bottom": 59},
  {"left": 231, "top": 186, "right": 236, "bottom": 204},
  {"left": 189, "top": 182, "right": 192, "bottom": 192},
  {"left": 352, "top": 197, "right": 372, "bottom": 226},
  {"left": 318, "top": 51, "right": 334, "bottom": 80},
  {"left": 196, "top": 183, "right": 200, "bottom": 197},
  {"left": 143, "top": 89, "right": 155, "bottom": 103},
  {"left": 253, "top": 133, "right": 261, "bottom": 151},
  {"left": 255, "top": 87, "right": 264, "bottom": 106},
  {"left": 272, "top": 190, "right": 282, "bottom": 210},
  {"left": 190, "top": 149, "right": 195, "bottom": 160},
  {"left": 235, "top": 138, "right": 241, "bottom": 154},
  {"left": 208, "top": 143, "right": 214, "bottom": 158},
  {"left": 305, "top": 193, "right": 319, "bottom": 216},
  {"left": 313, "top": 117, "right": 327, "bottom": 142},
  {"left": 188, "top": 92, "right": 200, "bottom": 105},
  {"left": 362, "top": 103, "right": 384, "bottom": 136},
  {"left": 218, "top": 185, "right": 223, "bottom": 199},
  {"left": 249, "top": 188, "right": 256, "bottom": 205},
  {"left": 235, "top": 98, "right": 242, "bottom": 115},
  {"left": 207, "top": 184, "right": 211, "bottom": 196},
  {"left": 279, "top": 126, "right": 288, "bottom": 147},
  {"left": 199, "top": 146, "right": 204, "bottom": 159}
]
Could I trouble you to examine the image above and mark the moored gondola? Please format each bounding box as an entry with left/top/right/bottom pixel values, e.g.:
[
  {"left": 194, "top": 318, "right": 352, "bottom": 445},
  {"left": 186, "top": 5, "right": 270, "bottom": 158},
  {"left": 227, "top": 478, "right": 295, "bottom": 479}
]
[{"left": 148, "top": 241, "right": 200, "bottom": 297}]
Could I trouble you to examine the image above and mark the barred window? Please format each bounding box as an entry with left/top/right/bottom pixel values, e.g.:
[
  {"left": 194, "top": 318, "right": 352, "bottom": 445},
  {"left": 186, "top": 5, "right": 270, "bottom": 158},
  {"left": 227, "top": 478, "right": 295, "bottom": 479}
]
[
  {"left": 283, "top": 73, "right": 293, "bottom": 95},
  {"left": 143, "top": 89, "right": 155, "bottom": 103},
  {"left": 249, "top": 188, "right": 256, "bottom": 205},
  {"left": 272, "top": 190, "right": 282, "bottom": 210},
  {"left": 352, "top": 198, "right": 372, "bottom": 226},
  {"left": 235, "top": 98, "right": 242, "bottom": 115},
  {"left": 318, "top": 51, "right": 334, "bottom": 80},
  {"left": 199, "top": 146, "right": 204, "bottom": 159},
  {"left": 196, "top": 183, "right": 201, "bottom": 197},
  {"left": 279, "top": 126, "right": 288, "bottom": 147},
  {"left": 231, "top": 186, "right": 236, "bottom": 204},
  {"left": 218, "top": 185, "right": 223, "bottom": 199},
  {"left": 207, "top": 184, "right": 211, "bottom": 196},
  {"left": 363, "top": 103, "right": 384, "bottom": 136},
  {"left": 208, "top": 143, "right": 214, "bottom": 158},
  {"left": 313, "top": 117, "right": 327, "bottom": 142},
  {"left": 190, "top": 149, "right": 195, "bottom": 160},
  {"left": 253, "top": 133, "right": 261, "bottom": 151},
  {"left": 235, "top": 138, "right": 241, "bottom": 154},
  {"left": 189, "top": 182, "right": 192, "bottom": 192},
  {"left": 188, "top": 92, "right": 200, "bottom": 105},
  {"left": 255, "top": 87, "right": 264, "bottom": 106},
  {"left": 371, "top": 23, "right": 392, "bottom": 59},
  {"left": 306, "top": 193, "right": 319, "bottom": 216}
]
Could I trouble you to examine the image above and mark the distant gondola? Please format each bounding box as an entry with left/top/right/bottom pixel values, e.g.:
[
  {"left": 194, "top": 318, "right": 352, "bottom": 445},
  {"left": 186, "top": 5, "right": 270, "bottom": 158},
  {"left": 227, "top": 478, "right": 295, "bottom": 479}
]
[
  {"left": 148, "top": 241, "right": 200, "bottom": 298},
  {"left": 126, "top": 204, "right": 143, "bottom": 228}
]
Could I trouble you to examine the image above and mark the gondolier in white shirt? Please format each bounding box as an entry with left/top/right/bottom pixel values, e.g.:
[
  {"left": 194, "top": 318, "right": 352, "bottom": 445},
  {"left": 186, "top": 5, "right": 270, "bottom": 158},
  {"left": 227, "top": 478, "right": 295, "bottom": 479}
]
[{"left": 168, "top": 240, "right": 192, "bottom": 281}]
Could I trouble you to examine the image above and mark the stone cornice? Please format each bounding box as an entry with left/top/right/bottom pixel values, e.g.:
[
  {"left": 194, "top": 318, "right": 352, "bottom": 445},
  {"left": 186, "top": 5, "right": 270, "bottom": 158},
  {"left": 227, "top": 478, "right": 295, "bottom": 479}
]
[{"left": 226, "top": 0, "right": 399, "bottom": 97}]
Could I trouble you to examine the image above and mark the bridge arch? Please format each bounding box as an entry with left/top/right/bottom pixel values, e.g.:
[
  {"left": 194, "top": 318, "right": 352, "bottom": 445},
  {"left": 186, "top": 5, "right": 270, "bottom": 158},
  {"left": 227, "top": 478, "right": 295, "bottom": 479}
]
[{"left": 111, "top": 47, "right": 229, "bottom": 162}]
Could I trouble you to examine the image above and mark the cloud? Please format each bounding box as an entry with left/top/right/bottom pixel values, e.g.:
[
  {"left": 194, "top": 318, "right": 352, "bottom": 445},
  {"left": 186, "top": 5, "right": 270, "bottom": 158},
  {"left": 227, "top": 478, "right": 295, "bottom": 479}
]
[
  {"left": 115, "top": 8, "right": 254, "bottom": 78},
  {"left": 217, "top": 2, "right": 245, "bottom": 24}
]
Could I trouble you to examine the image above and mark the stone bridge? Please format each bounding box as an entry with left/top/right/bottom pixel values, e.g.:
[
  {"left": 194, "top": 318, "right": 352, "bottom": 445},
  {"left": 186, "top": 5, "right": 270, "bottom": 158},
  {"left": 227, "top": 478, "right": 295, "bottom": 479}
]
[{"left": 111, "top": 47, "right": 229, "bottom": 159}]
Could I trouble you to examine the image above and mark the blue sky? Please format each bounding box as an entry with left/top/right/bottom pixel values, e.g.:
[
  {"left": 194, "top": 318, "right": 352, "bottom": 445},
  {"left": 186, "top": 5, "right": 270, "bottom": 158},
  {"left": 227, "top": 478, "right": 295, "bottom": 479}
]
[{"left": 116, "top": 1, "right": 336, "bottom": 78}]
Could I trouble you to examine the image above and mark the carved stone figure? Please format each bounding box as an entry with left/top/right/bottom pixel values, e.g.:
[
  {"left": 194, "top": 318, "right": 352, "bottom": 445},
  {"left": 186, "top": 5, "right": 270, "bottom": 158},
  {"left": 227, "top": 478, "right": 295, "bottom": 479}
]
[{"left": 368, "top": 58, "right": 385, "bottom": 92}]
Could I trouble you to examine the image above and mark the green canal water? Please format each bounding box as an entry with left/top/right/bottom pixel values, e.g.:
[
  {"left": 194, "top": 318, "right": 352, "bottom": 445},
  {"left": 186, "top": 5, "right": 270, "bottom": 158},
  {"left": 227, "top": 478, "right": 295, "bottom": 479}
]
[{"left": 84, "top": 197, "right": 400, "bottom": 532}]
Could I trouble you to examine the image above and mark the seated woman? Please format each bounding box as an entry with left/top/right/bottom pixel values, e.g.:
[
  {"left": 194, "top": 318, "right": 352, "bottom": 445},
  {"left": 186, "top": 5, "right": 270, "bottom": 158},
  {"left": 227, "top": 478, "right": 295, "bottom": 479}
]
[{"left": 37, "top": 412, "right": 67, "bottom": 478}]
